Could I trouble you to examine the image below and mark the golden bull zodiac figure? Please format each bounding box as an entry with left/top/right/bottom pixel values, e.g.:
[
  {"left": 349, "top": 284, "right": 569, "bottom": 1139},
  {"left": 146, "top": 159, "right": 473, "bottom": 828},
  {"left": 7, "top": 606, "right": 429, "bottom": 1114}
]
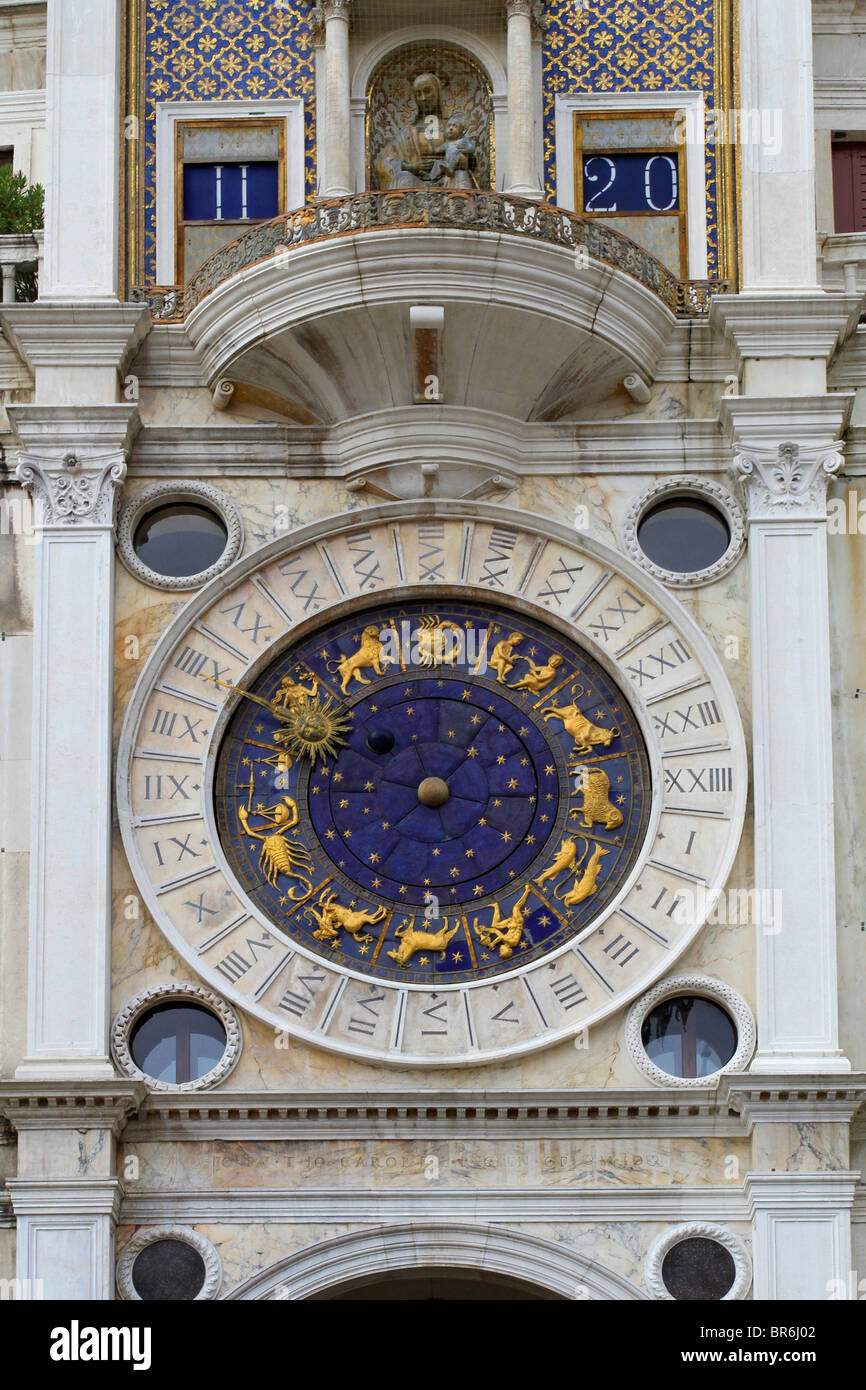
[
  {"left": 570, "top": 766, "right": 624, "bottom": 831},
  {"left": 387, "top": 920, "right": 460, "bottom": 967},
  {"left": 238, "top": 796, "right": 314, "bottom": 899},
  {"left": 328, "top": 626, "right": 391, "bottom": 694},
  {"left": 509, "top": 652, "right": 564, "bottom": 694},
  {"left": 306, "top": 889, "right": 387, "bottom": 946},
  {"left": 473, "top": 884, "right": 533, "bottom": 959},
  {"left": 542, "top": 697, "right": 619, "bottom": 756}
]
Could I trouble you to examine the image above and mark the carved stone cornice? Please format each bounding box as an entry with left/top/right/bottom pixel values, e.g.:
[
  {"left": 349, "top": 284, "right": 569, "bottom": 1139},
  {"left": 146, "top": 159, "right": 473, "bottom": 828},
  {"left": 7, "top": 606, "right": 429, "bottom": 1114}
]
[
  {"left": 730, "top": 440, "right": 845, "bottom": 521},
  {"left": 16, "top": 450, "right": 127, "bottom": 528},
  {"left": 0, "top": 1082, "right": 147, "bottom": 1138}
]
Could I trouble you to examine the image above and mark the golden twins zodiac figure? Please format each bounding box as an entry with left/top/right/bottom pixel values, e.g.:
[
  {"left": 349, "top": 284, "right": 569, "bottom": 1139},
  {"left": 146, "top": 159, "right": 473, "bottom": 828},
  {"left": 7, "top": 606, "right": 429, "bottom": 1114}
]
[{"left": 238, "top": 795, "right": 314, "bottom": 900}]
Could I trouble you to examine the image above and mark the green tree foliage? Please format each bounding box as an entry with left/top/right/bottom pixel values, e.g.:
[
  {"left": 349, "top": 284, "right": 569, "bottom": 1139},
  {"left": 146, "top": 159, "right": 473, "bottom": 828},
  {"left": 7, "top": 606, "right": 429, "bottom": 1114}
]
[{"left": 0, "top": 169, "right": 45, "bottom": 300}]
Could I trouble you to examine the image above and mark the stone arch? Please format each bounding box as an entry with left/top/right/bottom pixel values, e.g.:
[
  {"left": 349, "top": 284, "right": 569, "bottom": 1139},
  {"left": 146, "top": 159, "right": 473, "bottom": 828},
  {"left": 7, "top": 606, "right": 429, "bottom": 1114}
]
[{"left": 225, "top": 1223, "right": 650, "bottom": 1301}]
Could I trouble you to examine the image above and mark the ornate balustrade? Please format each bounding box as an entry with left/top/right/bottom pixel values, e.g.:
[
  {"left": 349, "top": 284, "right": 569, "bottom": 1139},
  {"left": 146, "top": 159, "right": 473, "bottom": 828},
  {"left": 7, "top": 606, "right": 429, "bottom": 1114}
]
[{"left": 132, "top": 190, "right": 728, "bottom": 324}]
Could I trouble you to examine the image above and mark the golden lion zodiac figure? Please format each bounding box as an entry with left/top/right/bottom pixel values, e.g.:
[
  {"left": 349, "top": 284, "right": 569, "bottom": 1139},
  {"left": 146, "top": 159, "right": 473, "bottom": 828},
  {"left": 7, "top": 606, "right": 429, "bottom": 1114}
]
[
  {"left": 570, "top": 766, "right": 624, "bottom": 831},
  {"left": 306, "top": 890, "right": 387, "bottom": 945},
  {"left": 238, "top": 796, "right": 314, "bottom": 899},
  {"left": 542, "top": 700, "right": 619, "bottom": 756},
  {"left": 387, "top": 920, "right": 459, "bottom": 967},
  {"left": 474, "top": 884, "right": 533, "bottom": 959},
  {"left": 328, "top": 626, "right": 390, "bottom": 695}
]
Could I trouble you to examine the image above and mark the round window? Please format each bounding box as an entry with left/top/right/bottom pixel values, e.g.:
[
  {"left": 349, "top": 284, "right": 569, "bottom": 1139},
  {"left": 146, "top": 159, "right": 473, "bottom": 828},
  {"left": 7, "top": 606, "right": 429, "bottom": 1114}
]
[
  {"left": 131, "top": 1239, "right": 207, "bottom": 1302},
  {"left": 129, "top": 1003, "right": 227, "bottom": 1085},
  {"left": 661, "top": 1237, "right": 737, "bottom": 1301},
  {"left": 641, "top": 995, "right": 737, "bottom": 1080},
  {"left": 637, "top": 498, "right": 731, "bottom": 575},
  {"left": 132, "top": 504, "right": 228, "bottom": 579}
]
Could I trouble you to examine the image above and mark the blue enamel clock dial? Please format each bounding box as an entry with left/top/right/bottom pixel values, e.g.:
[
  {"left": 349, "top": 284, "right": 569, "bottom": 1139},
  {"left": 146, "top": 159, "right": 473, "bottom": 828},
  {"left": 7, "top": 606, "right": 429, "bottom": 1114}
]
[{"left": 214, "top": 601, "right": 651, "bottom": 985}]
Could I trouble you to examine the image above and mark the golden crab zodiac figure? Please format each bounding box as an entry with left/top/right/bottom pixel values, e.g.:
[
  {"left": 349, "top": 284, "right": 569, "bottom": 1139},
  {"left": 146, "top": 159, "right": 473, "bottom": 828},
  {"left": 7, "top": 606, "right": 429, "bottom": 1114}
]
[{"left": 238, "top": 795, "right": 314, "bottom": 900}]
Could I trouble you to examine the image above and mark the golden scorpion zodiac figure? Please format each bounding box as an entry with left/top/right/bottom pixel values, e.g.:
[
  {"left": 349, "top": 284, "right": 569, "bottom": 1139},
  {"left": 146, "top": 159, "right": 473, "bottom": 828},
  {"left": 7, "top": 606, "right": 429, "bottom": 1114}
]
[{"left": 238, "top": 795, "right": 313, "bottom": 899}]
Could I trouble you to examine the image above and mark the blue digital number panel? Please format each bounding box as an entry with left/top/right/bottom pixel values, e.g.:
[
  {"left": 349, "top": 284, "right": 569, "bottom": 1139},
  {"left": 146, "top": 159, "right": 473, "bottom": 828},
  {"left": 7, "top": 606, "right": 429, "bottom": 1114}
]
[
  {"left": 214, "top": 601, "right": 652, "bottom": 987},
  {"left": 183, "top": 161, "right": 279, "bottom": 221},
  {"left": 582, "top": 152, "right": 680, "bottom": 214}
]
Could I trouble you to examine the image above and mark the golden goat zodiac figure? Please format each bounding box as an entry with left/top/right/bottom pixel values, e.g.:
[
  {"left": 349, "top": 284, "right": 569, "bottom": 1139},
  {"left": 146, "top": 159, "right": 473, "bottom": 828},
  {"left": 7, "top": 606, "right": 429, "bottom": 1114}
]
[
  {"left": 488, "top": 631, "right": 524, "bottom": 683},
  {"left": 306, "top": 890, "right": 387, "bottom": 946},
  {"left": 570, "top": 766, "right": 625, "bottom": 830},
  {"left": 328, "top": 626, "right": 391, "bottom": 695},
  {"left": 415, "top": 615, "right": 464, "bottom": 668},
  {"left": 387, "top": 919, "right": 459, "bottom": 967},
  {"left": 473, "top": 884, "right": 533, "bottom": 958},
  {"left": 542, "top": 700, "right": 620, "bottom": 756},
  {"left": 509, "top": 653, "right": 564, "bottom": 694},
  {"left": 238, "top": 796, "right": 314, "bottom": 899}
]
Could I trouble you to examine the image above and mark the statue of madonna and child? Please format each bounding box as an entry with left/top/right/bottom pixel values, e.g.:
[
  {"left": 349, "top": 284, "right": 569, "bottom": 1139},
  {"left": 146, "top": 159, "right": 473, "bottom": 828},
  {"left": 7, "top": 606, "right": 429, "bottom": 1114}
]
[{"left": 373, "top": 72, "right": 483, "bottom": 191}]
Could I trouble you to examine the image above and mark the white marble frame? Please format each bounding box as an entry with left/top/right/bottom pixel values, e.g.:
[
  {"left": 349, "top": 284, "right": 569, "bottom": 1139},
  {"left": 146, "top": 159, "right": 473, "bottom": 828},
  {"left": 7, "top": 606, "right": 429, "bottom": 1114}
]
[
  {"left": 645, "top": 1222, "right": 752, "bottom": 1300},
  {"left": 116, "top": 1224, "right": 222, "bottom": 1301},
  {"left": 226, "top": 1222, "right": 649, "bottom": 1300},
  {"left": 554, "top": 90, "right": 709, "bottom": 280},
  {"left": 111, "top": 982, "right": 242, "bottom": 1093},
  {"left": 155, "top": 99, "right": 306, "bottom": 285},
  {"left": 625, "top": 974, "right": 756, "bottom": 1089},
  {"left": 346, "top": 26, "right": 512, "bottom": 195},
  {"left": 116, "top": 480, "right": 244, "bottom": 592},
  {"left": 622, "top": 474, "right": 747, "bottom": 589}
]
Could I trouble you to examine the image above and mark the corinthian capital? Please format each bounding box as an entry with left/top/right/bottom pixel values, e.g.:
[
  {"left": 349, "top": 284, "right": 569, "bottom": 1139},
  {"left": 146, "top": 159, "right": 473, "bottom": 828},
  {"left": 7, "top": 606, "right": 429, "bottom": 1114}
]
[
  {"left": 310, "top": 0, "right": 352, "bottom": 41},
  {"left": 16, "top": 450, "right": 128, "bottom": 528},
  {"left": 505, "top": 0, "right": 549, "bottom": 29},
  {"left": 730, "top": 441, "right": 845, "bottom": 521}
]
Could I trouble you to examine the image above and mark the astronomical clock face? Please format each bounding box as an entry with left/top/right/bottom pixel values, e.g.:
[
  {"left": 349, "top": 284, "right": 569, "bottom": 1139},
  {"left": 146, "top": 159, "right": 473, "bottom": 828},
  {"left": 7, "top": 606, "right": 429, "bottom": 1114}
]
[
  {"left": 213, "top": 600, "right": 651, "bottom": 987},
  {"left": 119, "top": 507, "right": 746, "bottom": 1065}
]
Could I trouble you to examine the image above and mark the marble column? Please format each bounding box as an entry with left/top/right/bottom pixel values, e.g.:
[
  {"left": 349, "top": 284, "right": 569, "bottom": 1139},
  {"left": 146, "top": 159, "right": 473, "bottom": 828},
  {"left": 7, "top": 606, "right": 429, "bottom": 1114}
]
[
  {"left": 317, "top": 0, "right": 353, "bottom": 199},
  {"left": 738, "top": 0, "right": 818, "bottom": 290},
  {"left": 723, "top": 398, "right": 852, "bottom": 1074},
  {"left": 747, "top": 1175, "right": 859, "bottom": 1300},
  {"left": 504, "top": 0, "right": 541, "bottom": 198},
  {"left": 10, "top": 406, "right": 140, "bottom": 1081},
  {"left": 43, "top": 0, "right": 123, "bottom": 300}
]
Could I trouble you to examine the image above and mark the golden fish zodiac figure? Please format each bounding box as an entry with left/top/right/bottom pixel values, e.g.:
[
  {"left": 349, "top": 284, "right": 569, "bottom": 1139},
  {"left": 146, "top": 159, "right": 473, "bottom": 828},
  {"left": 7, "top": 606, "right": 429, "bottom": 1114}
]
[
  {"left": 387, "top": 919, "right": 459, "bottom": 967},
  {"left": 570, "top": 766, "right": 624, "bottom": 831},
  {"left": 542, "top": 700, "right": 619, "bottom": 756},
  {"left": 552, "top": 839, "right": 609, "bottom": 909},
  {"left": 328, "top": 626, "right": 391, "bottom": 694},
  {"left": 238, "top": 796, "right": 314, "bottom": 899},
  {"left": 306, "top": 890, "right": 387, "bottom": 946},
  {"left": 509, "top": 652, "right": 564, "bottom": 694},
  {"left": 474, "top": 884, "right": 533, "bottom": 959}
]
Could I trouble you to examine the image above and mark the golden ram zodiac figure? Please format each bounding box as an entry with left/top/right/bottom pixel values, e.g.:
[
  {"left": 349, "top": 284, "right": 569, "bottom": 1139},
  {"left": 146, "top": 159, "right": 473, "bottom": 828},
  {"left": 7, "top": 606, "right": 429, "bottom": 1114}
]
[
  {"left": 238, "top": 796, "right": 314, "bottom": 899},
  {"left": 569, "top": 766, "right": 624, "bottom": 831},
  {"left": 387, "top": 920, "right": 459, "bottom": 967},
  {"left": 542, "top": 700, "right": 619, "bottom": 756},
  {"left": 328, "top": 626, "right": 391, "bottom": 695},
  {"left": 473, "top": 884, "right": 533, "bottom": 959},
  {"left": 306, "top": 890, "right": 387, "bottom": 946}
]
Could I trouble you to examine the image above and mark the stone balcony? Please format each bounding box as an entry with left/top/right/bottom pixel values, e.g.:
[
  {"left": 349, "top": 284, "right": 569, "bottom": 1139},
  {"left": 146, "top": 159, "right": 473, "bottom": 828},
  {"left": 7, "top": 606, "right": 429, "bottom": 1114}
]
[{"left": 130, "top": 190, "right": 729, "bottom": 424}]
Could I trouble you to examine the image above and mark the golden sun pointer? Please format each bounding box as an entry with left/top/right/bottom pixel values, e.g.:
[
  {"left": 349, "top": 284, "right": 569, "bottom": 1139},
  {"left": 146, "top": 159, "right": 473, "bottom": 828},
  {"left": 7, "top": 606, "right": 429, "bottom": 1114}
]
[{"left": 205, "top": 675, "right": 350, "bottom": 765}]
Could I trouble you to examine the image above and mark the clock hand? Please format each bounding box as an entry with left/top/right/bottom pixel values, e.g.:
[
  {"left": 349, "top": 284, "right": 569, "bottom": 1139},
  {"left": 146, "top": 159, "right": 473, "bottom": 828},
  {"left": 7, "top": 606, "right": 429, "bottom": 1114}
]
[{"left": 202, "top": 674, "right": 292, "bottom": 723}]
